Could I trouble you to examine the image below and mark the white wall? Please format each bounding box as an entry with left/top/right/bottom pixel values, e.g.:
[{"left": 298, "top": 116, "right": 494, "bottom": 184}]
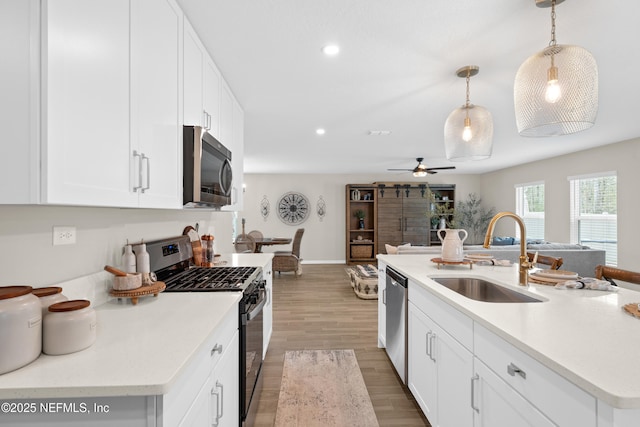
[
  {"left": 0, "top": 206, "right": 235, "bottom": 286},
  {"left": 240, "top": 173, "right": 482, "bottom": 263},
  {"left": 480, "top": 137, "right": 640, "bottom": 271}
]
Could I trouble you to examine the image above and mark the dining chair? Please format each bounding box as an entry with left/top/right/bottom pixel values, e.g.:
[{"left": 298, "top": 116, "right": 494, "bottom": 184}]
[
  {"left": 234, "top": 234, "right": 256, "bottom": 253},
  {"left": 595, "top": 265, "right": 640, "bottom": 286},
  {"left": 273, "top": 228, "right": 305, "bottom": 276},
  {"left": 527, "top": 252, "right": 563, "bottom": 270}
]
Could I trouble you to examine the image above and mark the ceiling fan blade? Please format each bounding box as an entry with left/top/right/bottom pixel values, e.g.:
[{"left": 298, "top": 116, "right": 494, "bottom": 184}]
[
  {"left": 387, "top": 168, "right": 413, "bottom": 171},
  {"left": 426, "top": 166, "right": 456, "bottom": 171}
]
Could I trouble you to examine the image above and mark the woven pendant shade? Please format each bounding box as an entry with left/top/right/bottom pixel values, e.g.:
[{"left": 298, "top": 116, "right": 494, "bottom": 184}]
[
  {"left": 515, "top": 44, "right": 598, "bottom": 136},
  {"left": 444, "top": 105, "right": 493, "bottom": 161}
]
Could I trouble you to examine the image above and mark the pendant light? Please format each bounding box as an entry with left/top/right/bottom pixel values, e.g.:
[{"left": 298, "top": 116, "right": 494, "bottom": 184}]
[
  {"left": 444, "top": 65, "right": 493, "bottom": 161},
  {"left": 514, "top": 0, "right": 598, "bottom": 137}
]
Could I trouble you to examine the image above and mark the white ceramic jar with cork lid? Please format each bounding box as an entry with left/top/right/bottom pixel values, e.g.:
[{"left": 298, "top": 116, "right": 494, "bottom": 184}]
[
  {"left": 0, "top": 286, "right": 42, "bottom": 374},
  {"left": 32, "top": 286, "right": 68, "bottom": 317},
  {"left": 43, "top": 300, "right": 96, "bottom": 355}
]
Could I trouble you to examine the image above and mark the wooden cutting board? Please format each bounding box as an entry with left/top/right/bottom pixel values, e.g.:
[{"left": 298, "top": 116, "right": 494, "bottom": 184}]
[{"left": 183, "top": 226, "right": 202, "bottom": 266}]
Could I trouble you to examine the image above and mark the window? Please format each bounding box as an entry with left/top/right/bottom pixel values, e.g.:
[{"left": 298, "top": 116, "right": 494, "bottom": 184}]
[
  {"left": 515, "top": 182, "right": 545, "bottom": 240},
  {"left": 569, "top": 172, "right": 617, "bottom": 266}
]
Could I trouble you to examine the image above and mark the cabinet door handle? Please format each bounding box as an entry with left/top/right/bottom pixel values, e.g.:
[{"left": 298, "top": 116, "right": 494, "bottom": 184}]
[
  {"left": 216, "top": 380, "right": 224, "bottom": 420},
  {"left": 404, "top": 217, "right": 407, "bottom": 232},
  {"left": 507, "top": 362, "right": 526, "bottom": 379},
  {"left": 382, "top": 289, "right": 386, "bottom": 305},
  {"left": 429, "top": 333, "right": 437, "bottom": 362},
  {"left": 398, "top": 218, "right": 402, "bottom": 231},
  {"left": 211, "top": 386, "right": 220, "bottom": 426},
  {"left": 471, "top": 374, "right": 480, "bottom": 413},
  {"left": 426, "top": 332, "right": 431, "bottom": 357},
  {"left": 140, "top": 153, "right": 150, "bottom": 192},
  {"left": 211, "top": 343, "right": 223, "bottom": 356},
  {"left": 207, "top": 112, "right": 212, "bottom": 130},
  {"left": 132, "top": 150, "right": 142, "bottom": 191}
]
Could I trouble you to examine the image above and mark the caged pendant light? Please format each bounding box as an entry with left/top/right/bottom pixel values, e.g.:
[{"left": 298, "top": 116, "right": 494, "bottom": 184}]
[
  {"left": 444, "top": 65, "right": 493, "bottom": 161},
  {"left": 514, "top": 0, "right": 598, "bottom": 137}
]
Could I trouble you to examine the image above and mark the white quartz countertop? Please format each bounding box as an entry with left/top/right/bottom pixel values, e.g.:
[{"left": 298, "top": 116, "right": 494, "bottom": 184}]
[
  {"left": 0, "top": 253, "right": 273, "bottom": 399},
  {"left": 378, "top": 254, "right": 640, "bottom": 409}
]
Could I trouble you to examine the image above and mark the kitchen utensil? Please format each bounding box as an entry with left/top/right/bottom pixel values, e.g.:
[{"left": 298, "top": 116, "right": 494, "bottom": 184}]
[
  {"left": 112, "top": 272, "right": 143, "bottom": 291},
  {"left": 0, "top": 286, "right": 42, "bottom": 374},
  {"left": 32, "top": 286, "right": 68, "bottom": 317},
  {"left": 183, "top": 225, "right": 202, "bottom": 266},
  {"left": 202, "top": 234, "right": 215, "bottom": 267},
  {"left": 43, "top": 300, "right": 96, "bottom": 355},
  {"left": 104, "top": 265, "right": 128, "bottom": 277}
]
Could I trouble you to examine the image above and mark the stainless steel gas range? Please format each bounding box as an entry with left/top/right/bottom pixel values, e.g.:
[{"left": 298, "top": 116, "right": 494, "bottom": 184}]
[{"left": 145, "top": 236, "right": 265, "bottom": 427}]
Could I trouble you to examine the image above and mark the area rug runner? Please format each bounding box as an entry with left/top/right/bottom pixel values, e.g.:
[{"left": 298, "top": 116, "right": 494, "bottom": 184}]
[{"left": 274, "top": 349, "right": 379, "bottom": 427}]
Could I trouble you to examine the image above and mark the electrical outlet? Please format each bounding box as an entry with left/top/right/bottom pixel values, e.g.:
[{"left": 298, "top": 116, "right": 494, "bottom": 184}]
[{"left": 53, "top": 226, "right": 76, "bottom": 246}]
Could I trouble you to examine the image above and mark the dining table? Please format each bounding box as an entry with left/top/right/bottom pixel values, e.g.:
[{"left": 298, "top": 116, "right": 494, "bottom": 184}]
[{"left": 252, "top": 237, "right": 292, "bottom": 253}]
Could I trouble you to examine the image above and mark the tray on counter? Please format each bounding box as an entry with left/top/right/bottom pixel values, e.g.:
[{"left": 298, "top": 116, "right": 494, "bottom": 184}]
[{"left": 110, "top": 281, "right": 165, "bottom": 305}]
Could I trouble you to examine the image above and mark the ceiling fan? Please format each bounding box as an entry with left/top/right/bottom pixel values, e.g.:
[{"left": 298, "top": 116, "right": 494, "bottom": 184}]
[{"left": 387, "top": 158, "right": 456, "bottom": 176}]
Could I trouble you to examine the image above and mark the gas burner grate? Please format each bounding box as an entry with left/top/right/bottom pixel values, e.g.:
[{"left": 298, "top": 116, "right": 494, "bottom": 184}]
[{"left": 163, "top": 266, "right": 258, "bottom": 291}]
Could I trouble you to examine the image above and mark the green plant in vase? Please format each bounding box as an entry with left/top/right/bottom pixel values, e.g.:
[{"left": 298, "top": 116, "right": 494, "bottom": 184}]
[{"left": 354, "top": 209, "right": 366, "bottom": 229}]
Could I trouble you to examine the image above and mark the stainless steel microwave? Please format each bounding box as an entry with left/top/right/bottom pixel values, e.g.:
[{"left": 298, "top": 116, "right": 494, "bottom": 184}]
[{"left": 183, "top": 126, "right": 232, "bottom": 208}]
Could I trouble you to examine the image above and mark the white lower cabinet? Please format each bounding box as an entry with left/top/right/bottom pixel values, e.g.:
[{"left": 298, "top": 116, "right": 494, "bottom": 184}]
[
  {"left": 174, "top": 311, "right": 239, "bottom": 427},
  {"left": 405, "top": 279, "right": 598, "bottom": 427},
  {"left": 209, "top": 331, "right": 240, "bottom": 427},
  {"left": 263, "top": 263, "right": 273, "bottom": 358},
  {"left": 408, "top": 300, "right": 473, "bottom": 427},
  {"left": 377, "top": 262, "right": 386, "bottom": 348},
  {"left": 473, "top": 358, "right": 554, "bottom": 427}
]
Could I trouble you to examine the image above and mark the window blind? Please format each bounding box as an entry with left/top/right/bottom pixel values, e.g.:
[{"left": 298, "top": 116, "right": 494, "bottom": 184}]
[
  {"left": 515, "top": 182, "right": 545, "bottom": 240},
  {"left": 569, "top": 173, "right": 617, "bottom": 266}
]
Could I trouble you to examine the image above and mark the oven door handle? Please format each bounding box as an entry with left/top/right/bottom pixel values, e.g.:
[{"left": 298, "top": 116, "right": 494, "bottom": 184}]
[{"left": 246, "top": 290, "right": 267, "bottom": 322}]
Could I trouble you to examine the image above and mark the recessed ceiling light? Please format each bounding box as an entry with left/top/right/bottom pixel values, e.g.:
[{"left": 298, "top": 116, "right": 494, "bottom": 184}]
[
  {"left": 316, "top": 128, "right": 326, "bottom": 135},
  {"left": 322, "top": 45, "right": 340, "bottom": 56}
]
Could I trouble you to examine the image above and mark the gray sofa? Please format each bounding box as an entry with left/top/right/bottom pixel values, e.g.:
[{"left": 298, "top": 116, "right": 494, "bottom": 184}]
[{"left": 394, "top": 242, "right": 605, "bottom": 277}]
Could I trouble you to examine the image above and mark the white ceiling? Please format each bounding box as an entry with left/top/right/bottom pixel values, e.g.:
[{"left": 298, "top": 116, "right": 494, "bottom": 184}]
[{"left": 176, "top": 0, "right": 640, "bottom": 175}]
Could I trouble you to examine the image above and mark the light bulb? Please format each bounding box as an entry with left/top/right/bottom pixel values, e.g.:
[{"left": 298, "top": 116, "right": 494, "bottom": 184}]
[
  {"left": 462, "top": 116, "right": 472, "bottom": 142},
  {"left": 545, "top": 65, "right": 561, "bottom": 103}
]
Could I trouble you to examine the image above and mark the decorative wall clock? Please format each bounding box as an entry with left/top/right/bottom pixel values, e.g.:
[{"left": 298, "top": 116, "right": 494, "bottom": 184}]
[{"left": 277, "top": 192, "right": 310, "bottom": 225}]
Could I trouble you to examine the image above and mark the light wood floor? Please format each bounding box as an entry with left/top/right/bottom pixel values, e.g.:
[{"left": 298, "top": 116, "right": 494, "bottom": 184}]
[{"left": 254, "top": 264, "right": 430, "bottom": 427}]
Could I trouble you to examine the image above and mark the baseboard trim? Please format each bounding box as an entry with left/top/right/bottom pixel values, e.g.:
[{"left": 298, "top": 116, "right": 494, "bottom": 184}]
[{"left": 301, "top": 260, "right": 346, "bottom": 265}]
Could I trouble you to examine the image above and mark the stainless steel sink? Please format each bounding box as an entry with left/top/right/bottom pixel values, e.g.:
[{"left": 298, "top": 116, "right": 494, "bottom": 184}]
[{"left": 433, "top": 278, "right": 543, "bottom": 303}]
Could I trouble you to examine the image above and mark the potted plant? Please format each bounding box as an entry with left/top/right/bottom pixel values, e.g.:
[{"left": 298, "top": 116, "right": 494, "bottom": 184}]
[
  {"left": 450, "top": 193, "right": 496, "bottom": 245},
  {"left": 354, "top": 209, "right": 366, "bottom": 229}
]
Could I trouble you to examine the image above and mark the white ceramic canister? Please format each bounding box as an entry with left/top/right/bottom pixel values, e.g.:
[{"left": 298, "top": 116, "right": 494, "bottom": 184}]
[
  {"left": 0, "top": 286, "right": 42, "bottom": 375},
  {"left": 43, "top": 300, "right": 97, "bottom": 356},
  {"left": 32, "top": 286, "right": 68, "bottom": 318}
]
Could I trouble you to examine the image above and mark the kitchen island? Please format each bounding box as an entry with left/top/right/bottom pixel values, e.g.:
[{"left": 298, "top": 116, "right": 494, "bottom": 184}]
[
  {"left": 0, "top": 253, "right": 272, "bottom": 426},
  {"left": 378, "top": 254, "right": 640, "bottom": 427}
]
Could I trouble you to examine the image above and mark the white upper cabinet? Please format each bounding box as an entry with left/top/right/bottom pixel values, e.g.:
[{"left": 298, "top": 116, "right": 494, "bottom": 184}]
[
  {"left": 203, "top": 58, "right": 222, "bottom": 139},
  {"left": 183, "top": 20, "right": 205, "bottom": 128},
  {"left": 2, "top": 0, "right": 183, "bottom": 208},
  {"left": 131, "top": 0, "right": 182, "bottom": 208},
  {"left": 2, "top": 0, "right": 244, "bottom": 210},
  {"left": 44, "top": 0, "right": 137, "bottom": 207},
  {"left": 183, "top": 15, "right": 245, "bottom": 211}
]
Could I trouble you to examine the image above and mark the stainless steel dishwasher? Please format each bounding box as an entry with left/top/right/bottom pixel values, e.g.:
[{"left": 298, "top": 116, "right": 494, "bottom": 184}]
[{"left": 385, "top": 266, "right": 408, "bottom": 384}]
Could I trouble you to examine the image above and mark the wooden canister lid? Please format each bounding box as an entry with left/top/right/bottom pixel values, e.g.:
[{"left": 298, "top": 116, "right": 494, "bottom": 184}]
[
  {"left": 0, "top": 286, "right": 33, "bottom": 300},
  {"left": 32, "top": 286, "right": 64, "bottom": 298},
  {"left": 48, "top": 299, "right": 91, "bottom": 312}
]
